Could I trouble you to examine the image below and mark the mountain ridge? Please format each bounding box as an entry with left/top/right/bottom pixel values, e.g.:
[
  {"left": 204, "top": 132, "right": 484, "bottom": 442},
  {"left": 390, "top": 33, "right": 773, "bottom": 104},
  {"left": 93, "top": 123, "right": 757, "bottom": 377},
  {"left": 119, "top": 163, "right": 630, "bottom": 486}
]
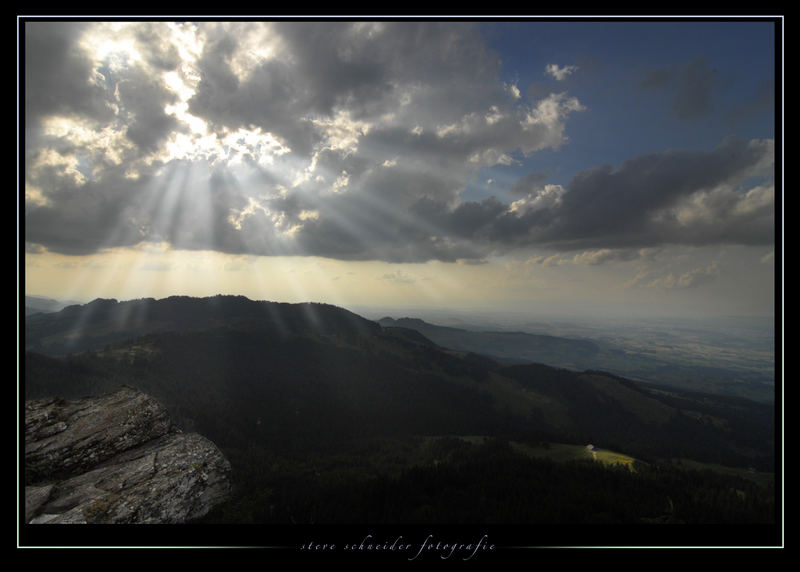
[
  {"left": 23, "top": 295, "right": 774, "bottom": 471},
  {"left": 25, "top": 294, "right": 381, "bottom": 357},
  {"left": 25, "top": 296, "right": 775, "bottom": 405},
  {"left": 21, "top": 294, "right": 776, "bottom": 528},
  {"left": 377, "top": 315, "right": 774, "bottom": 403}
]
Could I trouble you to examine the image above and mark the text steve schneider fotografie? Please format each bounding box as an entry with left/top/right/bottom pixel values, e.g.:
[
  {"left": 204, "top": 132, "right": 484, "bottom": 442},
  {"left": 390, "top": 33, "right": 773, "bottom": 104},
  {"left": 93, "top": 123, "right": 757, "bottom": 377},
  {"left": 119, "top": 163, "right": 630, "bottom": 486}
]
[{"left": 300, "top": 533, "right": 496, "bottom": 560}]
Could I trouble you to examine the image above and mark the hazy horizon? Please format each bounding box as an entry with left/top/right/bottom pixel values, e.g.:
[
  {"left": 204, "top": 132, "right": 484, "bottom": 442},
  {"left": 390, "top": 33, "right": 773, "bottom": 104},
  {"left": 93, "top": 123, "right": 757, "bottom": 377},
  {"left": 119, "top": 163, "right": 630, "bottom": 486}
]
[
  {"left": 22, "top": 19, "right": 780, "bottom": 323},
  {"left": 23, "top": 291, "right": 777, "bottom": 330}
]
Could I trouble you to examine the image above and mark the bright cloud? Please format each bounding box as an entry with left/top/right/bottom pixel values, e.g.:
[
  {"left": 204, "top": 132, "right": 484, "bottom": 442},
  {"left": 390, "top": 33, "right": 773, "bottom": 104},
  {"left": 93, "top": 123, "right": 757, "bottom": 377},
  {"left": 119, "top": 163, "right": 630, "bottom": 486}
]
[
  {"left": 25, "top": 21, "right": 595, "bottom": 262},
  {"left": 22, "top": 19, "right": 778, "bottom": 318},
  {"left": 545, "top": 63, "right": 578, "bottom": 81}
]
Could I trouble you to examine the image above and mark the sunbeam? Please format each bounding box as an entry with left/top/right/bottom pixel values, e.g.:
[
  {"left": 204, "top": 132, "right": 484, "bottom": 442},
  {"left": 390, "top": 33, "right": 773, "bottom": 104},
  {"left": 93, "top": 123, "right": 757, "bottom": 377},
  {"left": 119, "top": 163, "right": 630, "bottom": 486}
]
[
  {"left": 24, "top": 19, "right": 777, "bottom": 320},
  {"left": 21, "top": 19, "right": 780, "bottom": 539}
]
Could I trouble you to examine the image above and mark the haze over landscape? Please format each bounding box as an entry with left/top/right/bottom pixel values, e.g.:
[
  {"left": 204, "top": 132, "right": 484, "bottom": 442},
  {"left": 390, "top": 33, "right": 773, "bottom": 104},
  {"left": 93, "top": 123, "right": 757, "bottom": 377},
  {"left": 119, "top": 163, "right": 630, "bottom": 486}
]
[
  {"left": 20, "top": 17, "right": 781, "bottom": 550},
  {"left": 23, "top": 19, "right": 777, "bottom": 321}
]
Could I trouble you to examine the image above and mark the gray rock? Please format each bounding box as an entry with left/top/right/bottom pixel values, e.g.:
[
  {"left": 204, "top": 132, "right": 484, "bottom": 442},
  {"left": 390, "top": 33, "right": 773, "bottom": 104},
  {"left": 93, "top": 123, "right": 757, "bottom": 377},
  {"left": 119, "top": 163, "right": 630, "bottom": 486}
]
[{"left": 24, "top": 387, "right": 231, "bottom": 524}]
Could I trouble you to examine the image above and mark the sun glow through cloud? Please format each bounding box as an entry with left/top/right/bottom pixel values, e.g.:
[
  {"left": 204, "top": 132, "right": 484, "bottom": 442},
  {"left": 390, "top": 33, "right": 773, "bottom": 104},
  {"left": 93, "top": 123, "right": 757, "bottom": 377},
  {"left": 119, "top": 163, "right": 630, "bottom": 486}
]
[{"left": 22, "top": 19, "right": 778, "bottom": 320}]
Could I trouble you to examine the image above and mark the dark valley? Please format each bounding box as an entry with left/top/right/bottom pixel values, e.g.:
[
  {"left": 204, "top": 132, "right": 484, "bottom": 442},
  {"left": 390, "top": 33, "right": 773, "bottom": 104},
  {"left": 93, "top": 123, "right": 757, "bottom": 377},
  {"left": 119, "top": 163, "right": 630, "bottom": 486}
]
[{"left": 21, "top": 295, "right": 779, "bottom": 548}]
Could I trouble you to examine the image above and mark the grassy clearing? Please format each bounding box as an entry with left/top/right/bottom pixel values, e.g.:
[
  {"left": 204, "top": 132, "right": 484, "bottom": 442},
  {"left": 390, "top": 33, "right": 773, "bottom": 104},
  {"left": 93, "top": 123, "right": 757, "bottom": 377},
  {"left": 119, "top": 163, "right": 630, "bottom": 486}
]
[
  {"left": 511, "top": 441, "right": 593, "bottom": 462},
  {"left": 593, "top": 449, "right": 638, "bottom": 472},
  {"left": 511, "top": 441, "right": 640, "bottom": 472}
]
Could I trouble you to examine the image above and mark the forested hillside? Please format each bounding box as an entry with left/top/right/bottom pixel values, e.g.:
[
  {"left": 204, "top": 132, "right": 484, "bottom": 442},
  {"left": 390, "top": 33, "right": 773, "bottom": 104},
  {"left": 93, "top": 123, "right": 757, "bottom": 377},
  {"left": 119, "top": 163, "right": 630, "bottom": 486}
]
[{"left": 22, "top": 296, "right": 778, "bottom": 544}]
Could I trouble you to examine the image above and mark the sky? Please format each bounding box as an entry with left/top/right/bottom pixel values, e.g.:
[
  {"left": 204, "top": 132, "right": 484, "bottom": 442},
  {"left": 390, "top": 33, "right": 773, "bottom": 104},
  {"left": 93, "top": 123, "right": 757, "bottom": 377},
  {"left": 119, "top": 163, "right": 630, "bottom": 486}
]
[{"left": 21, "top": 18, "right": 780, "bottom": 321}]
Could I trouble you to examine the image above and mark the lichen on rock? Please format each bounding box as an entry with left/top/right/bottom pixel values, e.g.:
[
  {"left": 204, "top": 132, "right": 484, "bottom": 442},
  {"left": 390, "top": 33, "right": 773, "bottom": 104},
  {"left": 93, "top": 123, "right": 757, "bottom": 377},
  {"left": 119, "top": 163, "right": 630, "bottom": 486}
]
[{"left": 24, "top": 386, "right": 231, "bottom": 524}]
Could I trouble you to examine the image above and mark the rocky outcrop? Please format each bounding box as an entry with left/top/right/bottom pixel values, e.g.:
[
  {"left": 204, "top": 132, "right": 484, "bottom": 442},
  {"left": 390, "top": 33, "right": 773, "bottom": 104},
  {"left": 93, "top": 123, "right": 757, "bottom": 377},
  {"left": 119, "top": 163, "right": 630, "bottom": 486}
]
[{"left": 24, "top": 386, "right": 231, "bottom": 524}]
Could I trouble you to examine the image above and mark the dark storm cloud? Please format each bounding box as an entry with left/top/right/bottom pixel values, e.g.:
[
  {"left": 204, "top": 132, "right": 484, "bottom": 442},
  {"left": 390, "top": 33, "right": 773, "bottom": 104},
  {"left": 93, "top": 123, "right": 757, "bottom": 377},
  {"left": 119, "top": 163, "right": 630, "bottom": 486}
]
[
  {"left": 24, "top": 22, "right": 115, "bottom": 128},
  {"left": 638, "top": 67, "right": 673, "bottom": 91},
  {"left": 291, "top": 209, "right": 483, "bottom": 263},
  {"left": 187, "top": 22, "right": 504, "bottom": 157},
  {"left": 287, "top": 184, "right": 488, "bottom": 263},
  {"left": 478, "top": 136, "right": 774, "bottom": 252},
  {"left": 23, "top": 22, "right": 774, "bottom": 265},
  {"left": 28, "top": 133, "right": 771, "bottom": 263},
  {"left": 726, "top": 76, "right": 775, "bottom": 127},
  {"left": 26, "top": 159, "right": 257, "bottom": 257},
  {"left": 410, "top": 196, "right": 509, "bottom": 240},
  {"left": 509, "top": 171, "right": 551, "bottom": 196},
  {"left": 546, "top": 136, "right": 770, "bottom": 242},
  {"left": 132, "top": 23, "right": 184, "bottom": 71},
  {"left": 186, "top": 26, "right": 316, "bottom": 157},
  {"left": 25, "top": 172, "right": 153, "bottom": 255},
  {"left": 271, "top": 23, "right": 392, "bottom": 118},
  {"left": 24, "top": 21, "right": 179, "bottom": 159},
  {"left": 347, "top": 136, "right": 773, "bottom": 261},
  {"left": 23, "top": 21, "right": 578, "bottom": 261},
  {"left": 640, "top": 58, "right": 719, "bottom": 121},
  {"left": 672, "top": 58, "right": 719, "bottom": 121},
  {"left": 115, "top": 66, "right": 181, "bottom": 153}
]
